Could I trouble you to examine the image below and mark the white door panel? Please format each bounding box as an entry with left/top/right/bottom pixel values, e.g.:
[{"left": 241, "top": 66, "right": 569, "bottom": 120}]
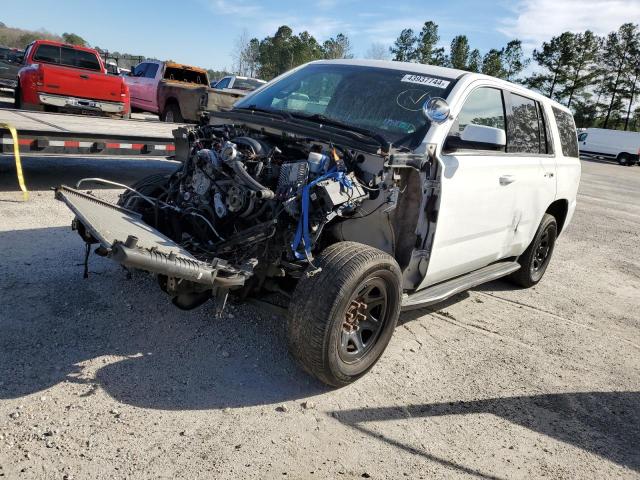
[{"left": 422, "top": 153, "right": 517, "bottom": 287}]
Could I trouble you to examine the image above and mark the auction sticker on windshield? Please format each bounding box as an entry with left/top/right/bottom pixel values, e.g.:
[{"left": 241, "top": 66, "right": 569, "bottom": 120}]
[{"left": 401, "top": 74, "right": 450, "bottom": 89}]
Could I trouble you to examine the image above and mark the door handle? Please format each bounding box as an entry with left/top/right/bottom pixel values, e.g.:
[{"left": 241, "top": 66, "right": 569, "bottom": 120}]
[
  {"left": 499, "top": 175, "right": 516, "bottom": 186},
  {"left": 544, "top": 171, "right": 554, "bottom": 178},
  {"left": 79, "top": 74, "right": 89, "bottom": 79}
]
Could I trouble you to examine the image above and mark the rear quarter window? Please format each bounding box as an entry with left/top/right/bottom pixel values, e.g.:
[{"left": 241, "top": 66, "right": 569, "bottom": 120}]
[{"left": 552, "top": 107, "right": 579, "bottom": 158}]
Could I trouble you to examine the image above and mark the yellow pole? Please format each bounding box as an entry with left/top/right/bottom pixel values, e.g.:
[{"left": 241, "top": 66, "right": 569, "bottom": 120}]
[{"left": 1, "top": 123, "right": 28, "bottom": 201}]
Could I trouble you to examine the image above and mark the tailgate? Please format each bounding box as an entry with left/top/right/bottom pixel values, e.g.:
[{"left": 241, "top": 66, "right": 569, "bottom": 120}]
[
  {"left": 40, "top": 65, "right": 123, "bottom": 102},
  {"left": 55, "top": 186, "right": 249, "bottom": 287},
  {"left": 206, "top": 89, "right": 245, "bottom": 112}
]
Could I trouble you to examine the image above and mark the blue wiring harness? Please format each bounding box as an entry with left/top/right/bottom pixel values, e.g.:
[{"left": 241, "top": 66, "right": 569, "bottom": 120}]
[{"left": 291, "top": 166, "right": 353, "bottom": 261}]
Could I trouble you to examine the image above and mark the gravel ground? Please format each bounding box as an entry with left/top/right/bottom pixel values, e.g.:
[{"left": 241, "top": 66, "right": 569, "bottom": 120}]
[{"left": 0, "top": 154, "right": 639, "bottom": 480}]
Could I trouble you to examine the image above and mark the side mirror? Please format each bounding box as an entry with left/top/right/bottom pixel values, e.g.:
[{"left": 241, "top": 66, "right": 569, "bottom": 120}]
[{"left": 460, "top": 124, "right": 506, "bottom": 147}]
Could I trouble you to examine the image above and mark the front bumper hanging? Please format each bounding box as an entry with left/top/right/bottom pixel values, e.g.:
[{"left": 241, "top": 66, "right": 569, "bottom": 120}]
[{"left": 54, "top": 186, "right": 250, "bottom": 288}]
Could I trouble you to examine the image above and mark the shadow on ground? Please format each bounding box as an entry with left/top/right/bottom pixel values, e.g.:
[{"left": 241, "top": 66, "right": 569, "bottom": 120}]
[
  {"left": 331, "top": 391, "right": 640, "bottom": 475},
  {"left": 0, "top": 225, "right": 328, "bottom": 410}
]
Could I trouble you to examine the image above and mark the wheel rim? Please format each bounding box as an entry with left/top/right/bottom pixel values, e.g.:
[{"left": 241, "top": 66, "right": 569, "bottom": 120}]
[
  {"left": 338, "top": 276, "right": 389, "bottom": 364},
  {"left": 531, "top": 228, "right": 552, "bottom": 274}
]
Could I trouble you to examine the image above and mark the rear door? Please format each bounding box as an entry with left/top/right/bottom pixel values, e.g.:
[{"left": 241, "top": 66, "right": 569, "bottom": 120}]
[
  {"left": 126, "top": 63, "right": 147, "bottom": 108},
  {"left": 421, "top": 85, "right": 518, "bottom": 287},
  {"left": 136, "top": 62, "right": 160, "bottom": 111},
  {"left": 503, "top": 91, "right": 556, "bottom": 255}
]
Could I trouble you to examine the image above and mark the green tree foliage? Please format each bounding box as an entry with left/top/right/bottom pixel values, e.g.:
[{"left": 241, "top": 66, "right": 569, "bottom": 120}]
[
  {"left": 558, "top": 31, "right": 601, "bottom": 108},
  {"left": 449, "top": 35, "right": 470, "bottom": 70},
  {"left": 390, "top": 28, "right": 416, "bottom": 62},
  {"left": 61, "top": 32, "right": 88, "bottom": 46},
  {"left": 0, "top": 24, "right": 61, "bottom": 49},
  {"left": 525, "top": 32, "right": 576, "bottom": 99},
  {"left": 502, "top": 40, "right": 529, "bottom": 81},
  {"left": 257, "top": 26, "right": 325, "bottom": 79},
  {"left": 481, "top": 49, "right": 505, "bottom": 78},
  {"left": 600, "top": 23, "right": 639, "bottom": 128},
  {"left": 415, "top": 21, "right": 446, "bottom": 65},
  {"left": 467, "top": 49, "right": 482, "bottom": 72},
  {"left": 323, "top": 33, "right": 353, "bottom": 59}
]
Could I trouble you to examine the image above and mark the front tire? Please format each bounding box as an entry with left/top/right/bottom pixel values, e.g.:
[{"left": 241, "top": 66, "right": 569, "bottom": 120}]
[
  {"left": 509, "top": 213, "right": 557, "bottom": 288},
  {"left": 287, "top": 242, "right": 402, "bottom": 387}
]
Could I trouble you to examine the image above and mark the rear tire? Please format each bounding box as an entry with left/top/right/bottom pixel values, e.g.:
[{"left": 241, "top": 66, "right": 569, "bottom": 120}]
[
  {"left": 509, "top": 213, "right": 557, "bottom": 288},
  {"left": 287, "top": 242, "right": 402, "bottom": 387},
  {"left": 618, "top": 153, "right": 634, "bottom": 166},
  {"left": 14, "top": 85, "right": 22, "bottom": 109},
  {"left": 161, "top": 103, "right": 182, "bottom": 123}
]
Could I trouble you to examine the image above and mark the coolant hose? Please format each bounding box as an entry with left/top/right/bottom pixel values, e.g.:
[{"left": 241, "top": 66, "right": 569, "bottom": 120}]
[{"left": 228, "top": 160, "right": 274, "bottom": 199}]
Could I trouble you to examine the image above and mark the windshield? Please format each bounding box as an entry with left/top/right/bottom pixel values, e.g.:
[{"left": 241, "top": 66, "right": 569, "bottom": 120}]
[{"left": 235, "top": 63, "right": 457, "bottom": 147}]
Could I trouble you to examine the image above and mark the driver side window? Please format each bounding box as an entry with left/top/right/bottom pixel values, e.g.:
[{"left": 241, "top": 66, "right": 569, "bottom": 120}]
[
  {"left": 445, "top": 87, "right": 506, "bottom": 152},
  {"left": 134, "top": 63, "right": 148, "bottom": 77},
  {"left": 451, "top": 87, "right": 505, "bottom": 136}
]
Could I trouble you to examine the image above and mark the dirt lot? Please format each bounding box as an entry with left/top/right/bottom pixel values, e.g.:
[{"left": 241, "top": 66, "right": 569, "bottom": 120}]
[{"left": 0, "top": 154, "right": 639, "bottom": 479}]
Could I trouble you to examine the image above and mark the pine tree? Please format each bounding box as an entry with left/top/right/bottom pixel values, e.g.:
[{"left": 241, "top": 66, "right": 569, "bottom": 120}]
[
  {"left": 481, "top": 49, "right": 505, "bottom": 78},
  {"left": 525, "top": 32, "right": 575, "bottom": 100},
  {"left": 467, "top": 49, "right": 482, "bottom": 72},
  {"left": 601, "top": 23, "right": 639, "bottom": 128},
  {"left": 502, "top": 40, "right": 529, "bottom": 81},
  {"left": 415, "top": 21, "right": 446, "bottom": 65},
  {"left": 449, "top": 35, "right": 470, "bottom": 70},
  {"left": 390, "top": 29, "right": 417, "bottom": 62}
]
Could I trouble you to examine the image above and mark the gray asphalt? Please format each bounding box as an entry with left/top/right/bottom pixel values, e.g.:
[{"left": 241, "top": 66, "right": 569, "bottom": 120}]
[{"left": 0, "top": 154, "right": 638, "bottom": 479}]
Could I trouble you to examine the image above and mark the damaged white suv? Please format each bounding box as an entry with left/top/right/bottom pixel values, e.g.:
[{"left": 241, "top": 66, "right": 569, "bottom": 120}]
[{"left": 56, "top": 60, "right": 581, "bottom": 386}]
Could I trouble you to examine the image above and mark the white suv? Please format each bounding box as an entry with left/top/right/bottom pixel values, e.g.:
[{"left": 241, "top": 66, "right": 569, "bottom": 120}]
[{"left": 56, "top": 60, "right": 581, "bottom": 386}]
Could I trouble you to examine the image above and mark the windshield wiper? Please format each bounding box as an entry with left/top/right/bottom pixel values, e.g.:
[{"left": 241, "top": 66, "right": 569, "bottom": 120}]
[
  {"left": 287, "top": 112, "right": 389, "bottom": 148},
  {"left": 234, "top": 105, "right": 292, "bottom": 120}
]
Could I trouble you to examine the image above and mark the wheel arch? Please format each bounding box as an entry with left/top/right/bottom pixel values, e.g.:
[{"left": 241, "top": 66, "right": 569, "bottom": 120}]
[{"left": 546, "top": 199, "right": 568, "bottom": 235}]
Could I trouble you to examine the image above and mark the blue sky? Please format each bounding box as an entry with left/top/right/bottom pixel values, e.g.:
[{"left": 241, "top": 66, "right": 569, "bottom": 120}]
[{"left": 3, "top": 0, "right": 638, "bottom": 70}]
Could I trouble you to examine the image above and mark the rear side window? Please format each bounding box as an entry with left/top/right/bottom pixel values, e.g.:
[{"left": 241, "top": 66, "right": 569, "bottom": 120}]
[
  {"left": 552, "top": 107, "right": 579, "bottom": 157},
  {"left": 33, "top": 44, "right": 60, "bottom": 64},
  {"left": 508, "top": 93, "right": 541, "bottom": 154}
]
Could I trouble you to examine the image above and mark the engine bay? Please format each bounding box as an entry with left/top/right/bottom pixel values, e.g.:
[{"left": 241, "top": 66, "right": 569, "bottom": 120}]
[{"left": 110, "top": 122, "right": 400, "bottom": 306}]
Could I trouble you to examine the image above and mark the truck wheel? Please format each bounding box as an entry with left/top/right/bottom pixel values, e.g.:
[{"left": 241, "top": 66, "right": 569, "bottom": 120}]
[
  {"left": 117, "top": 173, "right": 172, "bottom": 211},
  {"left": 287, "top": 242, "right": 402, "bottom": 387},
  {"left": 161, "top": 103, "right": 182, "bottom": 123},
  {"left": 509, "top": 213, "right": 557, "bottom": 288},
  {"left": 617, "top": 153, "right": 633, "bottom": 166},
  {"left": 14, "top": 86, "right": 22, "bottom": 109}
]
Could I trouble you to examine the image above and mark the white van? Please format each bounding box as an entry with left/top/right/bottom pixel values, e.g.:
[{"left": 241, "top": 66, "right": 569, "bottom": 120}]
[{"left": 578, "top": 127, "right": 640, "bottom": 165}]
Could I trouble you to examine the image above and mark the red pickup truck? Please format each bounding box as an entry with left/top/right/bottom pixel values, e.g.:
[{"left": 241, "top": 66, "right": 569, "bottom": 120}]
[{"left": 16, "top": 40, "right": 130, "bottom": 118}]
